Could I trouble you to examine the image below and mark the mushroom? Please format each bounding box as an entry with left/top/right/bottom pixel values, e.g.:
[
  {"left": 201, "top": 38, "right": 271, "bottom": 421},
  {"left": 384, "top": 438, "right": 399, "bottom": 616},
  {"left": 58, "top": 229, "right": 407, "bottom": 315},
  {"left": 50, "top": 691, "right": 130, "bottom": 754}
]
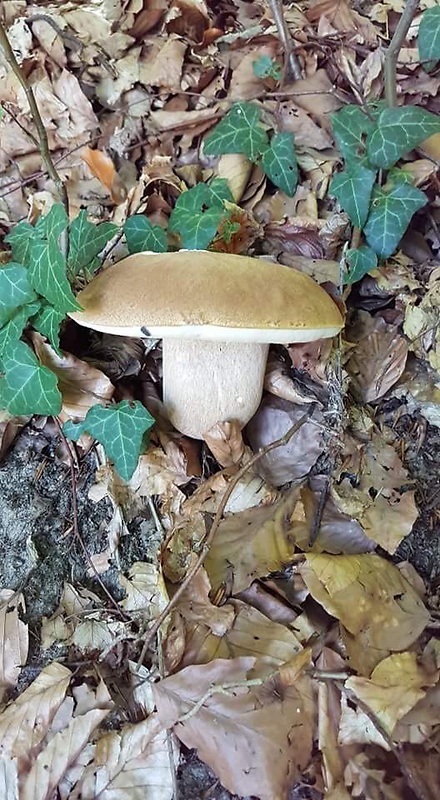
[{"left": 69, "top": 251, "right": 344, "bottom": 438}]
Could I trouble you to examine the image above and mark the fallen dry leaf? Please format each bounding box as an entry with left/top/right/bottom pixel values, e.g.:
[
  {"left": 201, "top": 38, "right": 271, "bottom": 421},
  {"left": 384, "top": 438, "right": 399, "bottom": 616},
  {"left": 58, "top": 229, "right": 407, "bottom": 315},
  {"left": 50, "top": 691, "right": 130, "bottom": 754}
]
[
  {"left": 0, "top": 590, "right": 28, "bottom": 703},
  {"left": 346, "top": 311, "right": 408, "bottom": 403},
  {"left": 154, "top": 656, "right": 314, "bottom": 800},
  {"left": 346, "top": 651, "right": 438, "bottom": 735},
  {"left": 205, "top": 489, "right": 301, "bottom": 594},
  {"left": 181, "top": 596, "right": 303, "bottom": 669},
  {"left": 300, "top": 554, "right": 430, "bottom": 674},
  {"left": 246, "top": 397, "right": 325, "bottom": 487}
]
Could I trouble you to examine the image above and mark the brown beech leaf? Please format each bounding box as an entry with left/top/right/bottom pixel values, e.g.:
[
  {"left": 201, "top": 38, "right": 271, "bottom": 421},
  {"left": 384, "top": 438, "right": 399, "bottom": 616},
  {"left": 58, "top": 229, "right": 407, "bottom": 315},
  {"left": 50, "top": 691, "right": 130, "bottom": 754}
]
[
  {"left": 204, "top": 489, "right": 301, "bottom": 594},
  {"left": 264, "top": 218, "right": 325, "bottom": 259},
  {"left": 30, "top": 334, "right": 114, "bottom": 422},
  {"left": 334, "top": 427, "right": 418, "bottom": 554},
  {"left": 246, "top": 396, "right": 325, "bottom": 487},
  {"left": 300, "top": 554, "right": 430, "bottom": 674},
  {"left": 346, "top": 312, "right": 408, "bottom": 402},
  {"left": 181, "top": 598, "right": 303, "bottom": 668},
  {"left": 216, "top": 154, "right": 253, "bottom": 203},
  {"left": 346, "top": 652, "right": 438, "bottom": 735},
  {"left": 203, "top": 420, "right": 246, "bottom": 467},
  {"left": 297, "top": 477, "right": 376, "bottom": 555},
  {"left": 154, "top": 657, "right": 314, "bottom": 800},
  {"left": 0, "top": 591, "right": 28, "bottom": 704}
]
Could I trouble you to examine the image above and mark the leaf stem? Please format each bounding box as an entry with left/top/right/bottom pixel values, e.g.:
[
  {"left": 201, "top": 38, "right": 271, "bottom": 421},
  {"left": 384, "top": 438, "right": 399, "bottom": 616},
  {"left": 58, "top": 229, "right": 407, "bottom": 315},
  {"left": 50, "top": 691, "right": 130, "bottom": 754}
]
[
  {"left": 0, "top": 21, "right": 69, "bottom": 253},
  {"left": 384, "top": 0, "right": 420, "bottom": 107}
]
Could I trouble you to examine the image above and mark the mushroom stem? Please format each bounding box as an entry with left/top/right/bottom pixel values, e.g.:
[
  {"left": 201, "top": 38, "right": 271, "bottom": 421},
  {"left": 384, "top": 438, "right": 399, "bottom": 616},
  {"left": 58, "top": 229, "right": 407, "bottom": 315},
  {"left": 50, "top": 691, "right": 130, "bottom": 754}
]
[{"left": 162, "top": 339, "right": 269, "bottom": 439}]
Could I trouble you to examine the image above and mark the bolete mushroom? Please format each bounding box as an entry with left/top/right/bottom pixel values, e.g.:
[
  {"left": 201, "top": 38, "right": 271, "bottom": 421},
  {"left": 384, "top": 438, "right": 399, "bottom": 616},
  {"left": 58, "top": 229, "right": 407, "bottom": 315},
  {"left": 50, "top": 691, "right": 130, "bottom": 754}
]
[{"left": 69, "top": 251, "right": 344, "bottom": 438}]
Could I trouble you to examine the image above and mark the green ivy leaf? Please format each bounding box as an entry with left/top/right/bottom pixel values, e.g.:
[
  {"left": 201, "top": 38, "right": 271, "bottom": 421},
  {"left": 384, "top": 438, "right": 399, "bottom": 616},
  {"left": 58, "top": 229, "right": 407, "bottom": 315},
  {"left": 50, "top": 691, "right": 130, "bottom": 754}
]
[
  {"left": 368, "top": 107, "right": 440, "bottom": 169},
  {"left": 0, "top": 264, "right": 38, "bottom": 326},
  {"left": 419, "top": 6, "right": 440, "bottom": 72},
  {"left": 330, "top": 164, "right": 376, "bottom": 228},
  {"left": 0, "top": 340, "right": 62, "bottom": 415},
  {"left": 35, "top": 203, "right": 69, "bottom": 242},
  {"left": 63, "top": 400, "right": 155, "bottom": 481},
  {"left": 331, "top": 103, "right": 384, "bottom": 163},
  {"left": 29, "top": 238, "right": 81, "bottom": 313},
  {"left": 0, "top": 304, "right": 39, "bottom": 359},
  {"left": 345, "top": 246, "right": 378, "bottom": 284},
  {"left": 207, "top": 178, "right": 234, "bottom": 206},
  {"left": 204, "top": 102, "right": 269, "bottom": 162},
  {"left": 5, "top": 222, "right": 35, "bottom": 266},
  {"left": 31, "top": 305, "right": 65, "bottom": 355},
  {"left": 124, "top": 215, "right": 167, "bottom": 254},
  {"left": 261, "top": 132, "right": 298, "bottom": 196},
  {"left": 253, "top": 55, "right": 282, "bottom": 80},
  {"left": 364, "top": 182, "right": 427, "bottom": 258},
  {"left": 69, "top": 211, "right": 118, "bottom": 273},
  {"left": 169, "top": 183, "right": 229, "bottom": 250}
]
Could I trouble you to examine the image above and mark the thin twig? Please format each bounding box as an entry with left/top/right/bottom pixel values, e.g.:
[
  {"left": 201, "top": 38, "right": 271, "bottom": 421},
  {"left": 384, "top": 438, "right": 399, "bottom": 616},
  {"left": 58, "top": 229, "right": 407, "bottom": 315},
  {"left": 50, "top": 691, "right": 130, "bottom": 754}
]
[
  {"left": 136, "top": 408, "right": 315, "bottom": 669},
  {"left": 384, "top": 0, "right": 420, "bottom": 107},
  {"left": 268, "top": 0, "right": 302, "bottom": 81},
  {"left": 177, "top": 678, "right": 265, "bottom": 723},
  {"left": 0, "top": 21, "right": 69, "bottom": 251}
]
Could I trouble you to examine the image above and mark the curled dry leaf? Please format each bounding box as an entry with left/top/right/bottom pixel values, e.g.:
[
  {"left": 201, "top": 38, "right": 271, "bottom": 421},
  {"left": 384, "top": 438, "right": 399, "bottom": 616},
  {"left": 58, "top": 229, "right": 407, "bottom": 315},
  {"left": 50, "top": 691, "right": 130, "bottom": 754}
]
[
  {"left": 154, "top": 656, "right": 314, "bottom": 800},
  {"left": 216, "top": 153, "right": 253, "bottom": 202},
  {"left": 287, "top": 337, "right": 334, "bottom": 384},
  {"left": 345, "top": 312, "right": 408, "bottom": 403},
  {"left": 0, "top": 591, "right": 28, "bottom": 703},
  {"left": 246, "top": 396, "right": 325, "bottom": 487},
  {"left": 81, "top": 146, "right": 127, "bottom": 204},
  {"left": 0, "top": 409, "right": 30, "bottom": 461},
  {"left": 203, "top": 419, "right": 246, "bottom": 467},
  {"left": 264, "top": 353, "right": 318, "bottom": 405},
  {"left": 31, "top": 333, "right": 114, "bottom": 422}
]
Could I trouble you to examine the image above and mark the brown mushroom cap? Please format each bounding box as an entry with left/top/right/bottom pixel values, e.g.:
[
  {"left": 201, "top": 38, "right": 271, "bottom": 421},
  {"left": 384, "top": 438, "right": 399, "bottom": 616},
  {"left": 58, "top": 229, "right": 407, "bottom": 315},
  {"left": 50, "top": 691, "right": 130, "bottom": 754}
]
[{"left": 69, "top": 250, "right": 344, "bottom": 342}]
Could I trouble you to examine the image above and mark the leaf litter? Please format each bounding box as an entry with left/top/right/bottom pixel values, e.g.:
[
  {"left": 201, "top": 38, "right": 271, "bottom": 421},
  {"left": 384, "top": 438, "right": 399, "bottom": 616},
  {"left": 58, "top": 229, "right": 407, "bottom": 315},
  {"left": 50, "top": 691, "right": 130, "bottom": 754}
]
[{"left": 0, "top": 1, "right": 440, "bottom": 799}]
